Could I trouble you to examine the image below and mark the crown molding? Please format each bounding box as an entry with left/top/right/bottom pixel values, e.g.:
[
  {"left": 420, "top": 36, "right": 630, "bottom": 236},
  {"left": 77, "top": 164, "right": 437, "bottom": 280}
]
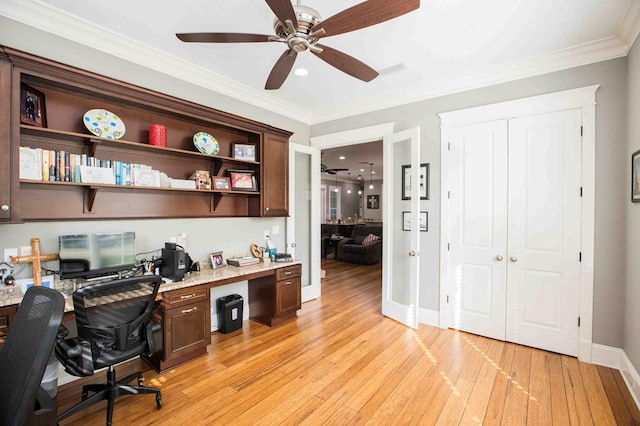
[
  {"left": 309, "top": 35, "right": 628, "bottom": 124},
  {"left": 0, "top": 0, "right": 313, "bottom": 124},
  {"left": 617, "top": 0, "right": 640, "bottom": 51},
  {"left": 3, "top": 0, "right": 639, "bottom": 127}
]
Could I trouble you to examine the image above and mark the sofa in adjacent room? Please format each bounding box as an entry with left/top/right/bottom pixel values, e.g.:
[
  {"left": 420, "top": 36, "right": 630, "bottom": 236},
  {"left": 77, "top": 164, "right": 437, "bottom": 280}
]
[{"left": 336, "top": 224, "right": 382, "bottom": 264}]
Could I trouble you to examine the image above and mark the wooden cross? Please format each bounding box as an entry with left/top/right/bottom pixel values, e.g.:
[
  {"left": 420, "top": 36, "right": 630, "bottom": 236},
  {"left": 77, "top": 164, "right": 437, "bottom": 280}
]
[{"left": 10, "top": 238, "right": 58, "bottom": 286}]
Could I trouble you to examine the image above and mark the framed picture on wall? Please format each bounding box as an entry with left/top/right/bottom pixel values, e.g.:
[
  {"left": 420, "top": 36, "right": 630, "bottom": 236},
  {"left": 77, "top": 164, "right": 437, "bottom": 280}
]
[
  {"left": 401, "top": 163, "right": 429, "bottom": 200},
  {"left": 402, "top": 211, "right": 428, "bottom": 231},
  {"left": 632, "top": 150, "right": 640, "bottom": 202},
  {"left": 367, "top": 194, "right": 379, "bottom": 209}
]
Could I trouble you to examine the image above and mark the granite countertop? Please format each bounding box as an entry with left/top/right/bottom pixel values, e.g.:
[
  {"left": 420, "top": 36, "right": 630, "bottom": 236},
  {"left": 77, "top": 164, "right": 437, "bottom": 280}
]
[{"left": 0, "top": 260, "right": 301, "bottom": 313}]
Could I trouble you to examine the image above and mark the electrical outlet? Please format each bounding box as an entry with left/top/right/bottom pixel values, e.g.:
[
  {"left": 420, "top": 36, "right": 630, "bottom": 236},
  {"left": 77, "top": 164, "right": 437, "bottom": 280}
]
[
  {"left": 3, "top": 248, "right": 18, "bottom": 263},
  {"left": 271, "top": 225, "right": 280, "bottom": 235},
  {"left": 21, "top": 246, "right": 32, "bottom": 256}
]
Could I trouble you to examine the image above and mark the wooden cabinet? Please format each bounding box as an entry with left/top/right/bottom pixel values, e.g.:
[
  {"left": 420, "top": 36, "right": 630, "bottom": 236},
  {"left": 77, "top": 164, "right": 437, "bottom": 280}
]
[
  {"left": 249, "top": 264, "right": 301, "bottom": 326},
  {"left": 0, "top": 46, "right": 291, "bottom": 221},
  {"left": 252, "top": 133, "right": 289, "bottom": 217},
  {"left": 144, "top": 285, "right": 211, "bottom": 372},
  {"left": 0, "top": 305, "right": 17, "bottom": 348}
]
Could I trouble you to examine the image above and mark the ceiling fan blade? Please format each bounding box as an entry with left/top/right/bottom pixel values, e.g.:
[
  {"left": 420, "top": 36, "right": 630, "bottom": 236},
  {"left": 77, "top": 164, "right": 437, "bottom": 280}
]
[
  {"left": 176, "top": 33, "right": 275, "bottom": 43},
  {"left": 311, "top": 0, "right": 419, "bottom": 38},
  {"left": 265, "top": 49, "right": 298, "bottom": 90},
  {"left": 312, "top": 44, "right": 378, "bottom": 82},
  {"left": 265, "top": 0, "right": 298, "bottom": 29}
]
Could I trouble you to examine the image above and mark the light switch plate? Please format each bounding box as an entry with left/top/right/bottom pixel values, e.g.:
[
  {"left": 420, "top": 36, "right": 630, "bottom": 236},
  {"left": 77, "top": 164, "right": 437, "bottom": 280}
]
[
  {"left": 3, "top": 248, "right": 17, "bottom": 263},
  {"left": 21, "top": 246, "right": 32, "bottom": 256}
]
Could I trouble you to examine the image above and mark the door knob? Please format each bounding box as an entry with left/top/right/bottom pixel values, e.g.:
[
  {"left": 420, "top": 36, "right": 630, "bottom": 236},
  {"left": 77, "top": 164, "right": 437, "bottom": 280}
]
[
  {"left": 510, "top": 256, "right": 518, "bottom": 262},
  {"left": 0, "top": 204, "right": 8, "bottom": 211},
  {"left": 496, "top": 255, "right": 503, "bottom": 261},
  {"left": 409, "top": 251, "right": 416, "bottom": 257}
]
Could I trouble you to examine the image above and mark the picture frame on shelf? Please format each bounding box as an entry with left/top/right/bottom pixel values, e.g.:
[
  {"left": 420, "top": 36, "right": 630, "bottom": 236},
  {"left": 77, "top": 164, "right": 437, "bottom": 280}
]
[
  {"left": 632, "top": 149, "right": 640, "bottom": 202},
  {"left": 213, "top": 176, "right": 231, "bottom": 190},
  {"left": 401, "top": 163, "right": 429, "bottom": 200},
  {"left": 227, "top": 169, "right": 257, "bottom": 191},
  {"left": 402, "top": 211, "right": 428, "bottom": 232},
  {"left": 20, "top": 83, "right": 47, "bottom": 128},
  {"left": 210, "top": 251, "right": 226, "bottom": 269},
  {"left": 232, "top": 143, "right": 256, "bottom": 161}
]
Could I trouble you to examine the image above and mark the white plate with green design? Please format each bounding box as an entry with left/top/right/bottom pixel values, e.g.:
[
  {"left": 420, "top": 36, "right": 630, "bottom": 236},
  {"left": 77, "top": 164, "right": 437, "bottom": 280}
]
[{"left": 83, "top": 109, "right": 126, "bottom": 139}]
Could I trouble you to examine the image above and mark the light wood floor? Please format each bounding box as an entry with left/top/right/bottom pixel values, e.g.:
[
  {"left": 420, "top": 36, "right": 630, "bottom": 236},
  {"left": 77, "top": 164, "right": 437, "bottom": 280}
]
[{"left": 57, "top": 259, "right": 640, "bottom": 425}]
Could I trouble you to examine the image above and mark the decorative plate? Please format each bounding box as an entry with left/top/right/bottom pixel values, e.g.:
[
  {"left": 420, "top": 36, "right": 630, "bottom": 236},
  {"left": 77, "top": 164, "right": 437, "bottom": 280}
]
[
  {"left": 82, "top": 109, "right": 126, "bottom": 139},
  {"left": 193, "top": 132, "right": 220, "bottom": 156}
]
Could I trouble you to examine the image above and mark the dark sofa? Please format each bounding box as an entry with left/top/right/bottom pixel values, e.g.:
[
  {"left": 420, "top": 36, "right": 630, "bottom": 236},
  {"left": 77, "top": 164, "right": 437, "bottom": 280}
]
[{"left": 336, "top": 224, "right": 382, "bottom": 264}]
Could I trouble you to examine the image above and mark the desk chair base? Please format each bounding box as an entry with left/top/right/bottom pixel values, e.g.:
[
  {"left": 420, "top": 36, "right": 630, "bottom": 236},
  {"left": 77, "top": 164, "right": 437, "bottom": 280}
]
[{"left": 57, "top": 365, "right": 162, "bottom": 426}]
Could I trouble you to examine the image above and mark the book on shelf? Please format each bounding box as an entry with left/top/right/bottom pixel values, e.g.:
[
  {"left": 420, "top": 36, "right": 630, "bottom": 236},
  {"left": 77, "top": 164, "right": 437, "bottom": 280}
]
[{"left": 226, "top": 256, "right": 261, "bottom": 267}]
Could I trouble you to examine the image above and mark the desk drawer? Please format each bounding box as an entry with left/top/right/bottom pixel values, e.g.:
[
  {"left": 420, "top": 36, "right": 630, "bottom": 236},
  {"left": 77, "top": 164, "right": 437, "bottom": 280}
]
[
  {"left": 275, "top": 264, "right": 301, "bottom": 281},
  {"left": 162, "top": 285, "right": 208, "bottom": 309}
]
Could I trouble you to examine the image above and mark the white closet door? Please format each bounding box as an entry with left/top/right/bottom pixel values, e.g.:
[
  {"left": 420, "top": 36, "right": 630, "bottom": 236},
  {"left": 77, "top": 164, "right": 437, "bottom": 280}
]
[
  {"left": 448, "top": 120, "right": 508, "bottom": 340},
  {"left": 506, "top": 110, "right": 582, "bottom": 356}
]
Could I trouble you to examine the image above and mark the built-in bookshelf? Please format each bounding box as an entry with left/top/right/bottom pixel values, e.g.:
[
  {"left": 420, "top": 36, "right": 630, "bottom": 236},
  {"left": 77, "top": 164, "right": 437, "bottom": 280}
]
[{"left": 1, "top": 46, "right": 290, "bottom": 221}]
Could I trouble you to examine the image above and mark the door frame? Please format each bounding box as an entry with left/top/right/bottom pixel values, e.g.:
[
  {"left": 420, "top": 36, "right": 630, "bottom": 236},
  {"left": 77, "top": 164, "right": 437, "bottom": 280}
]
[
  {"left": 288, "top": 143, "right": 321, "bottom": 302},
  {"left": 438, "top": 85, "right": 598, "bottom": 362}
]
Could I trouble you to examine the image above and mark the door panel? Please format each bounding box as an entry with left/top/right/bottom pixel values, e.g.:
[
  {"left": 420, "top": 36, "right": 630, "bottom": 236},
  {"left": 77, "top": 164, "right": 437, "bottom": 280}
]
[
  {"left": 448, "top": 120, "right": 508, "bottom": 340},
  {"left": 506, "top": 110, "right": 581, "bottom": 356},
  {"left": 382, "top": 127, "right": 420, "bottom": 328}
]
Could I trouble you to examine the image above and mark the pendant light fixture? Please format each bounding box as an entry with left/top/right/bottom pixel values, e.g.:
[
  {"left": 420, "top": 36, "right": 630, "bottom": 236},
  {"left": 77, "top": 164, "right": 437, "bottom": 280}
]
[
  {"left": 347, "top": 172, "right": 352, "bottom": 194},
  {"left": 368, "top": 163, "right": 374, "bottom": 190},
  {"left": 357, "top": 174, "right": 362, "bottom": 194},
  {"left": 334, "top": 173, "right": 339, "bottom": 192}
]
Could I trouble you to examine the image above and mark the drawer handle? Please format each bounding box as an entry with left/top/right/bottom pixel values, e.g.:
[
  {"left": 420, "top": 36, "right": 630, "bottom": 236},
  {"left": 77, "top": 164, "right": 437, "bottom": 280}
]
[
  {"left": 182, "top": 307, "right": 197, "bottom": 314},
  {"left": 180, "top": 294, "right": 196, "bottom": 300},
  {"left": 284, "top": 281, "right": 293, "bottom": 285},
  {"left": 284, "top": 271, "right": 293, "bottom": 275}
]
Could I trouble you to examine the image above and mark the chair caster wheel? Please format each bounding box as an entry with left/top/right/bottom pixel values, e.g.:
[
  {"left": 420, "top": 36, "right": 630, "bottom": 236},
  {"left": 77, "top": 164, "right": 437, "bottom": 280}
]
[
  {"left": 138, "top": 378, "right": 144, "bottom": 386},
  {"left": 156, "top": 395, "right": 163, "bottom": 409}
]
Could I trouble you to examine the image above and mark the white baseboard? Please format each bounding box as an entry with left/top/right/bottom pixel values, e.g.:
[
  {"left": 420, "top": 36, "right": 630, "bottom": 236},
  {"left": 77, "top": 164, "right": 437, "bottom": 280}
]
[
  {"left": 419, "top": 308, "right": 440, "bottom": 327},
  {"left": 591, "top": 344, "right": 640, "bottom": 411}
]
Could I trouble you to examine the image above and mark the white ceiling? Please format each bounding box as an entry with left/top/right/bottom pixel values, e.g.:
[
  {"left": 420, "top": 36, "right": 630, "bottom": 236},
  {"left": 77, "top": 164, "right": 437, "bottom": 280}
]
[{"left": 1, "top": 0, "right": 639, "bottom": 124}]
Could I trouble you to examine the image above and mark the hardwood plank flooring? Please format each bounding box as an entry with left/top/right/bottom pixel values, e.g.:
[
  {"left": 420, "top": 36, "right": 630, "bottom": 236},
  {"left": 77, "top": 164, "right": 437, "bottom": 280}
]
[{"left": 56, "top": 259, "right": 640, "bottom": 425}]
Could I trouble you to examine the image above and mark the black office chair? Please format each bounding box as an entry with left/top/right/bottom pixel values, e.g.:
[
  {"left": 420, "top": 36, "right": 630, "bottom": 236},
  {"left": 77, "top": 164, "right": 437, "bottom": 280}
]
[
  {"left": 0, "top": 286, "right": 65, "bottom": 426},
  {"left": 56, "top": 276, "right": 163, "bottom": 425}
]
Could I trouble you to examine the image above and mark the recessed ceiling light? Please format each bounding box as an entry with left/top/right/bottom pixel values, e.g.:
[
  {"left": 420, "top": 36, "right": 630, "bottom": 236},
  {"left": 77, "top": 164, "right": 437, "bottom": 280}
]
[
  {"left": 360, "top": 168, "right": 365, "bottom": 172},
  {"left": 294, "top": 68, "right": 308, "bottom": 76},
  {"left": 371, "top": 171, "right": 376, "bottom": 174},
  {"left": 339, "top": 156, "right": 345, "bottom": 160}
]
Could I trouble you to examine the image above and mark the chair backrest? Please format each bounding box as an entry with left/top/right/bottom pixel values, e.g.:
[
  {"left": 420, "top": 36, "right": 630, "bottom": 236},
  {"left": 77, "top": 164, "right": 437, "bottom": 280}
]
[
  {"left": 0, "top": 286, "right": 64, "bottom": 426},
  {"left": 72, "top": 275, "right": 161, "bottom": 369}
]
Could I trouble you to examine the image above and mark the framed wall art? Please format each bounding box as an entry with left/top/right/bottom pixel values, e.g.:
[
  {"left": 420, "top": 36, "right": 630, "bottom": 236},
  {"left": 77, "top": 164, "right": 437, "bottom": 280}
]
[
  {"left": 367, "top": 194, "right": 379, "bottom": 209},
  {"left": 402, "top": 211, "right": 428, "bottom": 232},
  {"left": 20, "top": 83, "right": 47, "bottom": 128},
  {"left": 632, "top": 149, "right": 640, "bottom": 202},
  {"left": 401, "top": 163, "right": 429, "bottom": 200}
]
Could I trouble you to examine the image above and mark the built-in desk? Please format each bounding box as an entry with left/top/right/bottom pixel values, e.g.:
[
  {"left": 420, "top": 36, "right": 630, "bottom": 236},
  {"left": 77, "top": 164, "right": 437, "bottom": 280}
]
[{"left": 0, "top": 261, "right": 302, "bottom": 372}]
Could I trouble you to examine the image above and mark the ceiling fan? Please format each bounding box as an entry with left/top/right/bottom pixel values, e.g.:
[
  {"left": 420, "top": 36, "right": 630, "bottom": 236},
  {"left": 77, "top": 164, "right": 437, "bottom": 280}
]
[
  {"left": 176, "top": 0, "right": 420, "bottom": 90},
  {"left": 321, "top": 152, "right": 348, "bottom": 174}
]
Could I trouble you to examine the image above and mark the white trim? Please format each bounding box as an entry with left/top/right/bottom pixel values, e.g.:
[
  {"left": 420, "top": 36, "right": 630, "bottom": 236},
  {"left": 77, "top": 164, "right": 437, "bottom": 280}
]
[
  {"left": 419, "top": 308, "right": 440, "bottom": 327},
  {"left": 309, "top": 123, "right": 395, "bottom": 149},
  {"left": 289, "top": 143, "right": 321, "bottom": 302},
  {"left": 617, "top": 0, "right": 640, "bottom": 51},
  {"left": 590, "top": 344, "right": 640, "bottom": 411},
  {"left": 438, "top": 86, "right": 598, "bottom": 363}
]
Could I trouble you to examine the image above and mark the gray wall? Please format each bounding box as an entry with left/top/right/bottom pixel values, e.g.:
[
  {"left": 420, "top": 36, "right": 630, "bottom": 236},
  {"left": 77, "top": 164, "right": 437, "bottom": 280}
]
[
  {"left": 312, "top": 58, "right": 629, "bottom": 349},
  {"left": 626, "top": 37, "right": 640, "bottom": 372}
]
